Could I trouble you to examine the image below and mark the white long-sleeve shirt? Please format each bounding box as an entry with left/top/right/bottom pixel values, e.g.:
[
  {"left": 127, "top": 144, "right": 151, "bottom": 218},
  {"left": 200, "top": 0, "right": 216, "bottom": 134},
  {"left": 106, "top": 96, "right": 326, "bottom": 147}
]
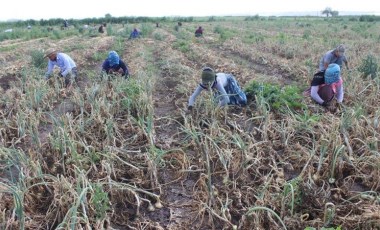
[
  {"left": 188, "top": 73, "right": 230, "bottom": 107},
  {"left": 46, "top": 52, "right": 76, "bottom": 77}
]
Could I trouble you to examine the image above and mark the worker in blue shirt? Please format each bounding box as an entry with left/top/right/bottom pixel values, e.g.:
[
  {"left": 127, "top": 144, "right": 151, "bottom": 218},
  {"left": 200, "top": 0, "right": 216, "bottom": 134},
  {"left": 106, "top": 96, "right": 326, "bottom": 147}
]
[
  {"left": 129, "top": 28, "right": 141, "bottom": 39},
  {"left": 44, "top": 48, "right": 77, "bottom": 88}
]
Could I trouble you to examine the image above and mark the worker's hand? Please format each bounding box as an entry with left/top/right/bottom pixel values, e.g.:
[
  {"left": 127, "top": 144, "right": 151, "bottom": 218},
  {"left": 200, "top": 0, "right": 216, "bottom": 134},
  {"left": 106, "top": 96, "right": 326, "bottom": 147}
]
[
  {"left": 45, "top": 73, "right": 52, "bottom": 80},
  {"left": 185, "top": 105, "right": 193, "bottom": 115},
  {"left": 337, "top": 102, "right": 344, "bottom": 111},
  {"left": 321, "top": 101, "right": 330, "bottom": 107},
  {"left": 60, "top": 88, "right": 67, "bottom": 97}
]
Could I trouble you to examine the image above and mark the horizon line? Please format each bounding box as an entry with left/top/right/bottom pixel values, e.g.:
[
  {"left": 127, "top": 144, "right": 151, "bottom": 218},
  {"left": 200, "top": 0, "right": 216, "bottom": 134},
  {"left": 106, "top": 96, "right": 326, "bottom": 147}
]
[{"left": 1, "top": 10, "right": 379, "bottom": 22}]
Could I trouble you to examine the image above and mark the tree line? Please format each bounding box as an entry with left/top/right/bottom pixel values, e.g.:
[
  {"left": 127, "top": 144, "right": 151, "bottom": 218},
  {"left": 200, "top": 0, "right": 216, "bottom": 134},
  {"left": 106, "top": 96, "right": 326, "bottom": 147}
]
[{"left": 0, "top": 15, "right": 196, "bottom": 27}]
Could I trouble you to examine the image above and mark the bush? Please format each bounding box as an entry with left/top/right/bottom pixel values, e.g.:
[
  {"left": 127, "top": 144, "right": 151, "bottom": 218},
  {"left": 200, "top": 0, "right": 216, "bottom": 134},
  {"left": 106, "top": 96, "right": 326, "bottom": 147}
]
[
  {"left": 30, "top": 50, "right": 46, "bottom": 69},
  {"left": 358, "top": 54, "right": 379, "bottom": 79},
  {"left": 106, "top": 25, "right": 113, "bottom": 36},
  {"left": 173, "top": 40, "right": 190, "bottom": 53},
  {"left": 141, "top": 23, "right": 153, "bottom": 37},
  {"left": 153, "top": 32, "right": 166, "bottom": 41},
  {"left": 302, "top": 29, "right": 312, "bottom": 39}
]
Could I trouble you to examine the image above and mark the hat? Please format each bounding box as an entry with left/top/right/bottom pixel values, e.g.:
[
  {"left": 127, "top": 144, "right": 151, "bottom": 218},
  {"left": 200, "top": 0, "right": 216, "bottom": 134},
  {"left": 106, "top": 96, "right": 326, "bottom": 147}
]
[
  {"left": 335, "top": 44, "right": 345, "bottom": 54},
  {"left": 201, "top": 67, "right": 216, "bottom": 85},
  {"left": 108, "top": 51, "right": 120, "bottom": 66},
  {"left": 325, "top": 63, "right": 341, "bottom": 84},
  {"left": 44, "top": 48, "right": 56, "bottom": 58}
]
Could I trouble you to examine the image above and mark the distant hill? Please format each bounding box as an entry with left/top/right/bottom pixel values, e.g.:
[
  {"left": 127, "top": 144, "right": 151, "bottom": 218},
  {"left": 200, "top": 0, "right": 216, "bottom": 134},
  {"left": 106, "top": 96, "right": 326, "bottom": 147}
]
[{"left": 6, "top": 19, "right": 22, "bottom": 22}]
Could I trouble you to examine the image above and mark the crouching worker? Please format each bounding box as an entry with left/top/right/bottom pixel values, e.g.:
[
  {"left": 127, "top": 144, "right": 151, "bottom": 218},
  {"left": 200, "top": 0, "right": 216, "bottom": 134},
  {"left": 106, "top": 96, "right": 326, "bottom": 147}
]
[
  {"left": 101, "top": 51, "right": 129, "bottom": 79},
  {"left": 44, "top": 48, "right": 77, "bottom": 88},
  {"left": 195, "top": 26, "right": 203, "bottom": 37},
  {"left": 129, "top": 28, "right": 140, "bottom": 39},
  {"left": 188, "top": 67, "right": 247, "bottom": 111},
  {"left": 308, "top": 63, "right": 344, "bottom": 107}
]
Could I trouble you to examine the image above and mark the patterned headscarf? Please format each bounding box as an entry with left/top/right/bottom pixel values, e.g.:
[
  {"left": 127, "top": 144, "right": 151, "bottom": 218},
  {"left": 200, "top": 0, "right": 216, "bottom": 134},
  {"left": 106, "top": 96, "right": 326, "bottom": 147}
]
[
  {"left": 108, "top": 51, "right": 120, "bottom": 66},
  {"left": 201, "top": 67, "right": 216, "bottom": 85},
  {"left": 325, "top": 63, "right": 341, "bottom": 84}
]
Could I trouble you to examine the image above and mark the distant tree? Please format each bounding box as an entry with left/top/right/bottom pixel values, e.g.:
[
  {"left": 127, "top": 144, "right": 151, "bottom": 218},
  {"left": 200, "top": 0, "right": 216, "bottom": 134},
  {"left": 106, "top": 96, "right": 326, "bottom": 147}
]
[
  {"left": 244, "top": 15, "right": 260, "bottom": 21},
  {"left": 322, "top": 7, "right": 332, "bottom": 17},
  {"left": 105, "top": 14, "right": 112, "bottom": 18},
  {"left": 331, "top": 11, "right": 339, "bottom": 17}
]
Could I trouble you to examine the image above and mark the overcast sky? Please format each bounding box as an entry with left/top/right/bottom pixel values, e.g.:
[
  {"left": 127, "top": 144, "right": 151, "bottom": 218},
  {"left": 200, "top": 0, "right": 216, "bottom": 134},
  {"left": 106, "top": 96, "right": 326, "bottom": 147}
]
[{"left": 1, "top": 0, "right": 379, "bottom": 21}]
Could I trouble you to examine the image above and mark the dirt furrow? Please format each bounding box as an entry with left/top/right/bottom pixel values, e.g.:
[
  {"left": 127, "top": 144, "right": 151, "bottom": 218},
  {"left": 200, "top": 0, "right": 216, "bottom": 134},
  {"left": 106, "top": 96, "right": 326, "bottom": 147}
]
[{"left": 140, "top": 28, "right": 204, "bottom": 229}]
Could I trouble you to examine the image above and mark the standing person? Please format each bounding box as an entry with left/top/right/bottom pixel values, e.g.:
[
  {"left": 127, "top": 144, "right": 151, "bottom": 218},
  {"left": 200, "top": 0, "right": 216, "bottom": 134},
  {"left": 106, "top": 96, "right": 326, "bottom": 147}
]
[
  {"left": 195, "top": 26, "right": 203, "bottom": 37},
  {"left": 319, "top": 44, "right": 349, "bottom": 71},
  {"left": 188, "top": 67, "right": 247, "bottom": 111},
  {"left": 63, "top": 20, "right": 69, "bottom": 29},
  {"left": 309, "top": 63, "right": 344, "bottom": 107},
  {"left": 44, "top": 48, "right": 77, "bottom": 88},
  {"left": 101, "top": 51, "right": 129, "bottom": 79}
]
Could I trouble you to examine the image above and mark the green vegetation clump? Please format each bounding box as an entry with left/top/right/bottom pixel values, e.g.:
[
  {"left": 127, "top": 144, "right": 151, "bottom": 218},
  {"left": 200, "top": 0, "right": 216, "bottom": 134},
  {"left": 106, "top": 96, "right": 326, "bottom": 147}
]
[
  {"left": 173, "top": 40, "right": 190, "bottom": 53},
  {"left": 359, "top": 15, "right": 380, "bottom": 22},
  {"left": 243, "top": 32, "right": 265, "bottom": 44},
  {"left": 304, "top": 227, "right": 342, "bottom": 230},
  {"left": 91, "top": 183, "right": 110, "bottom": 219},
  {"left": 214, "top": 25, "right": 236, "bottom": 42},
  {"left": 244, "top": 80, "right": 305, "bottom": 111}
]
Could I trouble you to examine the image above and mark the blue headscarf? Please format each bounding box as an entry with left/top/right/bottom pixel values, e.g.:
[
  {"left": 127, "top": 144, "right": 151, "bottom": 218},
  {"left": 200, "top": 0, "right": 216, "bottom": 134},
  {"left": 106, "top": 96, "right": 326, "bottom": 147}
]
[
  {"left": 108, "top": 51, "right": 120, "bottom": 67},
  {"left": 325, "top": 63, "right": 341, "bottom": 84}
]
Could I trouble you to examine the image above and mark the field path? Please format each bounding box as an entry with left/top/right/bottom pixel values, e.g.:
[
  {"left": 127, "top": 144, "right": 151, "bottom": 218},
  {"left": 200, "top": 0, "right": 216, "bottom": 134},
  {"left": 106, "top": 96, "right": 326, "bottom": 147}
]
[{"left": 149, "top": 29, "right": 200, "bottom": 229}]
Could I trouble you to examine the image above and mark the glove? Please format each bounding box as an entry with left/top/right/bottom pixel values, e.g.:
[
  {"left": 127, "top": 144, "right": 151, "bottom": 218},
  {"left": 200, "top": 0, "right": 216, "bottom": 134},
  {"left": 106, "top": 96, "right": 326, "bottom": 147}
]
[
  {"left": 321, "top": 101, "right": 329, "bottom": 107},
  {"left": 188, "top": 105, "right": 193, "bottom": 111}
]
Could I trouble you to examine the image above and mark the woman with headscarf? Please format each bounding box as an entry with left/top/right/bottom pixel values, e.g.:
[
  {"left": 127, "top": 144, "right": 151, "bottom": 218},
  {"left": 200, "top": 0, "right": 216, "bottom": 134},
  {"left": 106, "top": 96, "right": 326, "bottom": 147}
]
[
  {"left": 129, "top": 28, "right": 141, "bottom": 39},
  {"left": 188, "top": 67, "right": 247, "bottom": 111},
  {"left": 101, "top": 51, "right": 129, "bottom": 79},
  {"left": 309, "top": 63, "right": 344, "bottom": 107}
]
